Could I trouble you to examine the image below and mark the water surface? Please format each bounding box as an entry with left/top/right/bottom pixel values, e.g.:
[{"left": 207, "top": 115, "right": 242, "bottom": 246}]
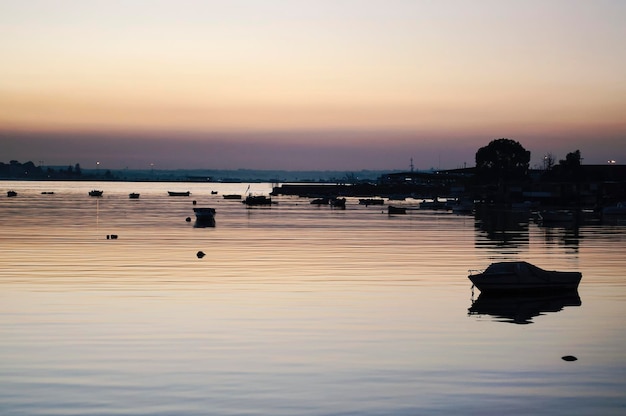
[{"left": 1, "top": 181, "right": 625, "bottom": 415}]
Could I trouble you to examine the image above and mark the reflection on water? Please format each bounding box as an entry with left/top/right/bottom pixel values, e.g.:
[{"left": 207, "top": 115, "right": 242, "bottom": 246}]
[
  {"left": 474, "top": 204, "right": 529, "bottom": 249},
  {"left": 0, "top": 181, "right": 625, "bottom": 415},
  {"left": 469, "top": 291, "right": 582, "bottom": 325}
]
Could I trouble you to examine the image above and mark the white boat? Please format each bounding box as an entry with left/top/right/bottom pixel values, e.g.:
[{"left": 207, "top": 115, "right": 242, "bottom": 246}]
[{"left": 468, "top": 261, "right": 581, "bottom": 293}]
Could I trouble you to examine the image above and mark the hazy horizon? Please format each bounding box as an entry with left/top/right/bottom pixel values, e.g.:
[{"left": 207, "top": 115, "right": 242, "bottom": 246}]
[{"left": 1, "top": 1, "right": 625, "bottom": 170}]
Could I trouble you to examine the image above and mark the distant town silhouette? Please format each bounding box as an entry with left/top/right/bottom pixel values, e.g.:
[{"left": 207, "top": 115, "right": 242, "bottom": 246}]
[{"left": 2, "top": 139, "right": 625, "bottom": 210}]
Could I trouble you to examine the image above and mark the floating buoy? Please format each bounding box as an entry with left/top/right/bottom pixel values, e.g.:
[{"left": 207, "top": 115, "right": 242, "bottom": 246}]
[
  {"left": 185, "top": 217, "right": 191, "bottom": 222},
  {"left": 562, "top": 355, "right": 578, "bottom": 362},
  {"left": 193, "top": 200, "right": 197, "bottom": 205},
  {"left": 197, "top": 251, "right": 205, "bottom": 259}
]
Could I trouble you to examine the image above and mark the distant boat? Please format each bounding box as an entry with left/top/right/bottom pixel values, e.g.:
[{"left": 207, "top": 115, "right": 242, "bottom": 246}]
[
  {"left": 223, "top": 194, "right": 242, "bottom": 200},
  {"left": 310, "top": 197, "right": 346, "bottom": 208},
  {"left": 193, "top": 207, "right": 216, "bottom": 226},
  {"left": 387, "top": 205, "right": 407, "bottom": 215},
  {"left": 41, "top": 191, "right": 55, "bottom": 195},
  {"left": 89, "top": 190, "right": 103, "bottom": 197},
  {"left": 211, "top": 191, "right": 218, "bottom": 195},
  {"left": 469, "top": 261, "right": 582, "bottom": 293},
  {"left": 330, "top": 197, "right": 346, "bottom": 209},
  {"left": 7, "top": 190, "right": 17, "bottom": 197},
  {"left": 359, "top": 198, "right": 384, "bottom": 206},
  {"left": 168, "top": 191, "right": 190, "bottom": 196},
  {"left": 419, "top": 198, "right": 446, "bottom": 210},
  {"left": 129, "top": 193, "right": 140, "bottom": 199},
  {"left": 242, "top": 195, "right": 272, "bottom": 206},
  {"left": 310, "top": 197, "right": 330, "bottom": 205}
]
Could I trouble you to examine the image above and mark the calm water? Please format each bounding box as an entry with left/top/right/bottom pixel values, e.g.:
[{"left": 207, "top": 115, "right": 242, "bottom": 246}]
[{"left": 1, "top": 181, "right": 625, "bottom": 415}]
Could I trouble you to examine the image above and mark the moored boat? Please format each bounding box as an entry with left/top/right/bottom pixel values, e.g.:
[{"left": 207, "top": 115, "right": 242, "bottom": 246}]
[
  {"left": 242, "top": 195, "right": 272, "bottom": 206},
  {"left": 223, "top": 194, "right": 242, "bottom": 200},
  {"left": 7, "top": 190, "right": 17, "bottom": 197},
  {"left": 311, "top": 197, "right": 330, "bottom": 205},
  {"left": 330, "top": 197, "right": 346, "bottom": 208},
  {"left": 129, "top": 193, "right": 140, "bottom": 199},
  {"left": 193, "top": 207, "right": 216, "bottom": 225},
  {"left": 168, "top": 191, "right": 190, "bottom": 196},
  {"left": 359, "top": 198, "right": 384, "bottom": 206},
  {"left": 89, "top": 190, "right": 103, "bottom": 197},
  {"left": 468, "top": 261, "right": 582, "bottom": 293},
  {"left": 419, "top": 198, "right": 446, "bottom": 210}
]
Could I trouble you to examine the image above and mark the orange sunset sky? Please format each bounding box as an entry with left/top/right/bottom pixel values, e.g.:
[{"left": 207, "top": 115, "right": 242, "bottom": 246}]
[{"left": 1, "top": 0, "right": 625, "bottom": 170}]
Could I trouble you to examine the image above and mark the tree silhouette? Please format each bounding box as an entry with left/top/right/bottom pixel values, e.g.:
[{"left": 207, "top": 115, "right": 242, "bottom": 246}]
[{"left": 475, "top": 138, "right": 530, "bottom": 181}]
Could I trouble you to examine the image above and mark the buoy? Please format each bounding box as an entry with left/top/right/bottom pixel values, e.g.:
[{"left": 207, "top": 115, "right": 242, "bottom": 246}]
[
  {"left": 186, "top": 217, "right": 191, "bottom": 222},
  {"left": 562, "top": 355, "right": 578, "bottom": 362},
  {"left": 197, "top": 251, "right": 205, "bottom": 259}
]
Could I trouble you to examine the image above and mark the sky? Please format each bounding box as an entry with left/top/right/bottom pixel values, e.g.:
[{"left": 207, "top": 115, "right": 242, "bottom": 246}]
[{"left": 1, "top": 0, "right": 625, "bottom": 171}]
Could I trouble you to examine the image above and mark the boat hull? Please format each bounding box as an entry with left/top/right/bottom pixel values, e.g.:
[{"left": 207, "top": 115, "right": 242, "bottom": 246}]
[
  {"left": 193, "top": 208, "right": 216, "bottom": 226},
  {"left": 242, "top": 195, "right": 272, "bottom": 206},
  {"left": 469, "top": 261, "right": 581, "bottom": 293}
]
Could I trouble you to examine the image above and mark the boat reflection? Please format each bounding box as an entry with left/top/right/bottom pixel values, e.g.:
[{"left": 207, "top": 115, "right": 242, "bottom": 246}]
[
  {"left": 194, "top": 218, "right": 216, "bottom": 228},
  {"left": 468, "top": 291, "right": 581, "bottom": 325}
]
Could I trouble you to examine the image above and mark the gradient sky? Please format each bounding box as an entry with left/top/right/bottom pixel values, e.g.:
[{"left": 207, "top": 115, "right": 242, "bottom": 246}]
[{"left": 1, "top": 0, "right": 625, "bottom": 170}]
